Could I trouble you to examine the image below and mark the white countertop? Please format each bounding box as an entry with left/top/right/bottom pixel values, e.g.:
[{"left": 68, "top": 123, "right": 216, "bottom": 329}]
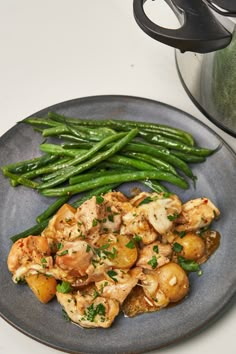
[{"left": 0, "top": 1, "right": 235, "bottom": 353}]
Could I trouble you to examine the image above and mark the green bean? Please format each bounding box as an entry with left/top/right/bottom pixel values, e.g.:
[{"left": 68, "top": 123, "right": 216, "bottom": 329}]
[
  {"left": 10, "top": 219, "right": 50, "bottom": 243},
  {"left": 141, "top": 132, "right": 214, "bottom": 157},
  {"left": 62, "top": 142, "right": 94, "bottom": 149},
  {"left": 16, "top": 157, "right": 72, "bottom": 181},
  {"left": 40, "top": 170, "right": 188, "bottom": 197},
  {"left": 122, "top": 151, "right": 177, "bottom": 175},
  {"left": 2, "top": 169, "right": 39, "bottom": 189},
  {"left": 37, "top": 129, "right": 139, "bottom": 190},
  {"left": 36, "top": 195, "right": 71, "bottom": 223},
  {"left": 142, "top": 180, "right": 168, "bottom": 193},
  {"left": 58, "top": 134, "right": 89, "bottom": 143},
  {"left": 107, "top": 154, "right": 159, "bottom": 171},
  {"left": 170, "top": 150, "right": 206, "bottom": 163},
  {"left": 40, "top": 144, "right": 87, "bottom": 157},
  {"left": 40, "top": 133, "right": 127, "bottom": 182},
  {"left": 69, "top": 169, "right": 134, "bottom": 185},
  {"left": 123, "top": 143, "right": 194, "bottom": 178},
  {"left": 48, "top": 111, "right": 195, "bottom": 146},
  {"left": 1, "top": 154, "right": 58, "bottom": 174},
  {"left": 23, "top": 117, "right": 62, "bottom": 128},
  {"left": 42, "top": 124, "right": 116, "bottom": 142}
]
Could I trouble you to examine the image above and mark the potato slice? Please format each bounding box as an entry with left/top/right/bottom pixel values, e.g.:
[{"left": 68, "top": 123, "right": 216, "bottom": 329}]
[
  {"left": 26, "top": 274, "right": 57, "bottom": 303},
  {"left": 96, "top": 234, "right": 138, "bottom": 269}
]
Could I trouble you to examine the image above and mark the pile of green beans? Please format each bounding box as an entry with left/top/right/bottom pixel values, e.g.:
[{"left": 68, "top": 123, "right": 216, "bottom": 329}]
[{"left": 1, "top": 112, "right": 216, "bottom": 241}]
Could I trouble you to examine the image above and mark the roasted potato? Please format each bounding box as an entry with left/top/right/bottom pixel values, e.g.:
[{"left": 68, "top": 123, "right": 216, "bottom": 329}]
[
  {"left": 96, "top": 234, "right": 138, "bottom": 269},
  {"left": 175, "top": 233, "right": 206, "bottom": 261},
  {"left": 156, "top": 262, "right": 189, "bottom": 302},
  {"left": 26, "top": 274, "right": 57, "bottom": 303}
]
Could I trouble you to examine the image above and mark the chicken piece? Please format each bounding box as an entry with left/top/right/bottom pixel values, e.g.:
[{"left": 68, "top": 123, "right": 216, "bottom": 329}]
[
  {"left": 136, "top": 241, "right": 172, "bottom": 270},
  {"left": 103, "top": 191, "right": 133, "bottom": 215},
  {"left": 42, "top": 204, "right": 81, "bottom": 242},
  {"left": 56, "top": 291, "right": 120, "bottom": 328},
  {"left": 95, "top": 267, "right": 143, "bottom": 304},
  {"left": 55, "top": 240, "right": 94, "bottom": 278},
  {"left": 54, "top": 240, "right": 112, "bottom": 286},
  {"left": 75, "top": 197, "right": 101, "bottom": 240},
  {"left": 7, "top": 235, "right": 51, "bottom": 282},
  {"left": 121, "top": 209, "right": 158, "bottom": 244},
  {"left": 140, "top": 270, "right": 170, "bottom": 308},
  {"left": 121, "top": 192, "right": 182, "bottom": 243},
  {"left": 175, "top": 197, "right": 220, "bottom": 232},
  {"left": 137, "top": 192, "right": 182, "bottom": 235}
]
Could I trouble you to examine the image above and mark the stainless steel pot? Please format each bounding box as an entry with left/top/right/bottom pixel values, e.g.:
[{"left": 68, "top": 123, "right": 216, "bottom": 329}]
[{"left": 133, "top": 0, "right": 236, "bottom": 137}]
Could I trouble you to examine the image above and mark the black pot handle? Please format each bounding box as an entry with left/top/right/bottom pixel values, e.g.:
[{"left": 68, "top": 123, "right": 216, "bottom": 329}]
[{"left": 133, "top": 0, "right": 232, "bottom": 53}]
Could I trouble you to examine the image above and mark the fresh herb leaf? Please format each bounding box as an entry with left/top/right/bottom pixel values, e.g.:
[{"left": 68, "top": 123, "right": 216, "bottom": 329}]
[
  {"left": 178, "top": 256, "right": 201, "bottom": 273},
  {"left": 125, "top": 240, "right": 135, "bottom": 249},
  {"left": 92, "top": 218, "right": 98, "bottom": 227},
  {"left": 133, "top": 234, "right": 142, "bottom": 242},
  {"left": 96, "top": 303, "right": 106, "bottom": 316},
  {"left": 57, "top": 250, "right": 68, "bottom": 256},
  {"left": 167, "top": 212, "right": 179, "bottom": 221},
  {"left": 108, "top": 214, "right": 114, "bottom": 222},
  {"left": 84, "top": 303, "right": 106, "bottom": 322},
  {"left": 153, "top": 245, "right": 159, "bottom": 253},
  {"left": 139, "top": 196, "right": 154, "bottom": 205},
  {"left": 62, "top": 309, "right": 71, "bottom": 322},
  {"left": 56, "top": 281, "right": 72, "bottom": 294},
  {"left": 57, "top": 242, "right": 63, "bottom": 250},
  {"left": 173, "top": 242, "right": 183, "bottom": 253},
  {"left": 107, "top": 270, "right": 118, "bottom": 282},
  {"left": 147, "top": 255, "right": 158, "bottom": 269},
  {"left": 96, "top": 195, "right": 104, "bottom": 204},
  {"left": 179, "top": 231, "right": 186, "bottom": 238},
  {"left": 86, "top": 244, "right": 91, "bottom": 252}
]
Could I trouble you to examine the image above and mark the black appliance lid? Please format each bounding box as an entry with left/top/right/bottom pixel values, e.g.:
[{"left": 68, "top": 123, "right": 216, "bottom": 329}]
[{"left": 205, "top": 0, "right": 236, "bottom": 16}]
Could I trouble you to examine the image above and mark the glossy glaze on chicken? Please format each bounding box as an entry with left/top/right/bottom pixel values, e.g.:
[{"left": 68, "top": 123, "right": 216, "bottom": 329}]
[{"left": 7, "top": 191, "right": 220, "bottom": 328}]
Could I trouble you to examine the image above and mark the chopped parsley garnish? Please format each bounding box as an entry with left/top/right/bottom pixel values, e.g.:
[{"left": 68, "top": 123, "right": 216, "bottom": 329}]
[
  {"left": 92, "top": 218, "right": 99, "bottom": 227},
  {"left": 172, "top": 242, "right": 183, "bottom": 253},
  {"left": 56, "top": 281, "right": 72, "bottom": 294},
  {"left": 84, "top": 303, "right": 106, "bottom": 322},
  {"left": 139, "top": 196, "right": 154, "bottom": 205},
  {"left": 65, "top": 217, "right": 72, "bottom": 223},
  {"left": 125, "top": 240, "right": 135, "bottom": 249},
  {"left": 93, "top": 288, "right": 100, "bottom": 300},
  {"left": 178, "top": 256, "right": 202, "bottom": 274},
  {"left": 41, "top": 257, "right": 47, "bottom": 268},
  {"left": 96, "top": 195, "right": 104, "bottom": 204},
  {"left": 133, "top": 234, "right": 142, "bottom": 242},
  {"left": 86, "top": 244, "right": 91, "bottom": 252},
  {"left": 147, "top": 255, "right": 158, "bottom": 269},
  {"left": 106, "top": 206, "right": 112, "bottom": 212},
  {"left": 167, "top": 212, "right": 179, "bottom": 221},
  {"left": 108, "top": 214, "right": 114, "bottom": 222},
  {"left": 162, "top": 192, "right": 172, "bottom": 198},
  {"left": 57, "top": 250, "right": 68, "bottom": 256},
  {"left": 153, "top": 245, "right": 159, "bottom": 253},
  {"left": 179, "top": 231, "right": 186, "bottom": 238},
  {"left": 57, "top": 242, "right": 63, "bottom": 250},
  {"left": 62, "top": 309, "right": 71, "bottom": 322},
  {"left": 107, "top": 270, "right": 118, "bottom": 282}
]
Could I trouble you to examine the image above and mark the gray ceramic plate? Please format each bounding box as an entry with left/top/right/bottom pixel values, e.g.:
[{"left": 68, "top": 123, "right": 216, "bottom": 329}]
[{"left": 0, "top": 95, "right": 236, "bottom": 354}]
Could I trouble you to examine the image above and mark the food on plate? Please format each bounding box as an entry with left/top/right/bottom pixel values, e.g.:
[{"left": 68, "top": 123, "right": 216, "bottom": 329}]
[
  {"left": 7, "top": 191, "right": 220, "bottom": 328},
  {"left": 2, "top": 113, "right": 217, "bottom": 222}
]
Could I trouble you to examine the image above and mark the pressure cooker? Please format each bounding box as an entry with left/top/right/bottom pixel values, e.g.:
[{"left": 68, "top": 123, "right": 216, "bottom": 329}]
[{"left": 133, "top": 0, "right": 236, "bottom": 137}]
